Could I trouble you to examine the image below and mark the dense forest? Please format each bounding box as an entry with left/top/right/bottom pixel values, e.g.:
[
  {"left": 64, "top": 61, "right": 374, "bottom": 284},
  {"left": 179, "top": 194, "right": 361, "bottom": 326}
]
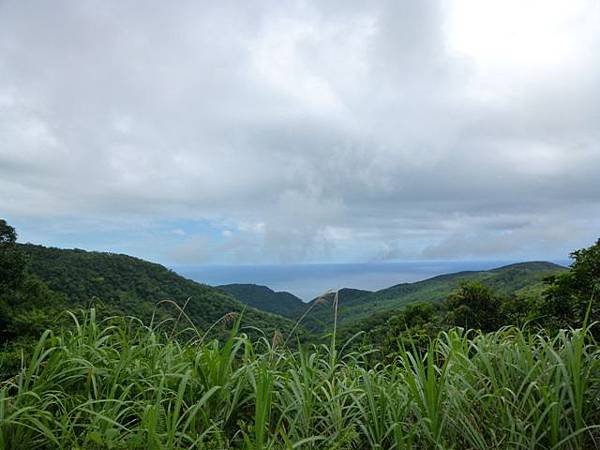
[
  {"left": 217, "top": 283, "right": 306, "bottom": 319},
  {"left": 0, "top": 221, "right": 297, "bottom": 374},
  {"left": 221, "top": 261, "right": 569, "bottom": 338},
  {"left": 1, "top": 219, "right": 599, "bottom": 449},
  {"left": 19, "top": 243, "right": 294, "bottom": 333},
  {"left": 303, "top": 261, "right": 566, "bottom": 330}
]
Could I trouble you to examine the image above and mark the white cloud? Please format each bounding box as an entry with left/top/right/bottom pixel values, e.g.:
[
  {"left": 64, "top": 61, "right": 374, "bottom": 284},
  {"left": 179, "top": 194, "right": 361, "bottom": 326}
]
[{"left": 1, "top": 0, "right": 599, "bottom": 264}]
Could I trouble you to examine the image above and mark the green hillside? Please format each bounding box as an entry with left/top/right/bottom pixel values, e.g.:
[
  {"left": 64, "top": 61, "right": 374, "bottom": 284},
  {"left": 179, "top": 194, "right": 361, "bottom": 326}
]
[
  {"left": 311, "top": 288, "right": 373, "bottom": 305},
  {"left": 307, "top": 261, "right": 566, "bottom": 329},
  {"left": 217, "top": 283, "right": 306, "bottom": 318},
  {"left": 17, "top": 244, "right": 296, "bottom": 335},
  {"left": 303, "top": 288, "right": 373, "bottom": 331},
  {"left": 8, "top": 241, "right": 567, "bottom": 339}
]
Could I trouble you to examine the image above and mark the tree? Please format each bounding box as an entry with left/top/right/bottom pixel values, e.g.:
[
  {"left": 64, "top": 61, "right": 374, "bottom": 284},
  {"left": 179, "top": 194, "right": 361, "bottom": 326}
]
[
  {"left": 362, "top": 302, "right": 442, "bottom": 358},
  {"left": 540, "top": 239, "right": 600, "bottom": 333},
  {"left": 0, "top": 220, "right": 66, "bottom": 349},
  {"left": 0, "top": 219, "right": 17, "bottom": 245},
  {"left": 0, "top": 219, "right": 26, "bottom": 291},
  {"left": 445, "top": 282, "right": 504, "bottom": 332}
]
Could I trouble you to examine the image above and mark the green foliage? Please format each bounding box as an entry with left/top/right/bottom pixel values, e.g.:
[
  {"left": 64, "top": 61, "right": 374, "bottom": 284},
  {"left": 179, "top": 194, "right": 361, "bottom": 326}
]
[
  {"left": 0, "top": 220, "right": 599, "bottom": 448},
  {"left": 16, "top": 243, "right": 298, "bottom": 338},
  {"left": 218, "top": 284, "right": 306, "bottom": 319},
  {"left": 0, "top": 309, "right": 598, "bottom": 449},
  {"left": 0, "top": 220, "right": 26, "bottom": 291},
  {"left": 299, "top": 288, "right": 371, "bottom": 333},
  {"left": 345, "top": 303, "right": 442, "bottom": 359},
  {"left": 444, "top": 281, "right": 504, "bottom": 332},
  {"left": 307, "top": 262, "right": 566, "bottom": 331},
  {"left": 540, "top": 239, "right": 600, "bottom": 335},
  {"left": 0, "top": 277, "right": 65, "bottom": 338},
  {"left": 0, "top": 219, "right": 306, "bottom": 383},
  {"left": 0, "top": 221, "right": 66, "bottom": 365}
]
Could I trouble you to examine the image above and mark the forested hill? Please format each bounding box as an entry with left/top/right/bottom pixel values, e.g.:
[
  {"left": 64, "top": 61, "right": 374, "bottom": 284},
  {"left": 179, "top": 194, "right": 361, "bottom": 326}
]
[
  {"left": 305, "top": 261, "right": 566, "bottom": 329},
  {"left": 10, "top": 242, "right": 568, "bottom": 337},
  {"left": 217, "top": 284, "right": 306, "bottom": 318},
  {"left": 310, "top": 288, "right": 373, "bottom": 305},
  {"left": 18, "top": 244, "right": 296, "bottom": 334}
]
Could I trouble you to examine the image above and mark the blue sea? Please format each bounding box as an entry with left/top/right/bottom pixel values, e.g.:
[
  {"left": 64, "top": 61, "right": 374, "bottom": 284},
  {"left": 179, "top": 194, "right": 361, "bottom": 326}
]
[{"left": 173, "top": 260, "right": 569, "bottom": 301}]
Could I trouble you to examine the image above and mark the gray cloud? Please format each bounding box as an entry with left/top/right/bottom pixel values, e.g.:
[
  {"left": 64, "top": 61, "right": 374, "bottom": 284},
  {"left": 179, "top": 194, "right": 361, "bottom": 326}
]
[{"left": 1, "top": 0, "right": 599, "bottom": 264}]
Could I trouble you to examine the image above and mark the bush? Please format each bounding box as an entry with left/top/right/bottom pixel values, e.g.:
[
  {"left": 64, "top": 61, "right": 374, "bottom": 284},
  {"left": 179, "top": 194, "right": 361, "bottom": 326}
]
[{"left": 0, "top": 309, "right": 598, "bottom": 449}]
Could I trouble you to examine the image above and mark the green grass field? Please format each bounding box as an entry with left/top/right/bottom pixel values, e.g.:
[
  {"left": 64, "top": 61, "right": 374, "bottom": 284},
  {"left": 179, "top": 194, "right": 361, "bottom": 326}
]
[{"left": 1, "top": 308, "right": 598, "bottom": 449}]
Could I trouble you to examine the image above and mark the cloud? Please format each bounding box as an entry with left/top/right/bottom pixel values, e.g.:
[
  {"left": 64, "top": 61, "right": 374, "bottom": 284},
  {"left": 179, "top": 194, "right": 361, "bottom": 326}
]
[{"left": 1, "top": 0, "right": 599, "bottom": 264}]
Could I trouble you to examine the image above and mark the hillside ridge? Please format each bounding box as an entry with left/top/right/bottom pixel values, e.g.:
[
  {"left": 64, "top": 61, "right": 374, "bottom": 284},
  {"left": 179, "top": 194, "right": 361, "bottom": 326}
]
[
  {"left": 292, "top": 261, "right": 567, "bottom": 330},
  {"left": 217, "top": 283, "right": 306, "bottom": 318},
  {"left": 17, "top": 243, "right": 297, "bottom": 335}
]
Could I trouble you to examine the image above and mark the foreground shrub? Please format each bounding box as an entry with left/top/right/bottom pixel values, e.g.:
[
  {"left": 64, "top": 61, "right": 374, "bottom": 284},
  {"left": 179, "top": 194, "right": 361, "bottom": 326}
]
[{"left": 0, "top": 309, "right": 598, "bottom": 449}]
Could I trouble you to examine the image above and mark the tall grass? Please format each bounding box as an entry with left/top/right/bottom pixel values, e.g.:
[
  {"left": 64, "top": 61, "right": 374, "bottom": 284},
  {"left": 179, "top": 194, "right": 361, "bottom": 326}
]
[{"left": 0, "top": 309, "right": 598, "bottom": 449}]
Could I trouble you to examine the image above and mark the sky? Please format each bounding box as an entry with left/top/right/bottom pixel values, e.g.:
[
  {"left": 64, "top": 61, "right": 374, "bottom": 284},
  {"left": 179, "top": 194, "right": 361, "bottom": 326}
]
[{"left": 1, "top": 0, "right": 600, "bottom": 267}]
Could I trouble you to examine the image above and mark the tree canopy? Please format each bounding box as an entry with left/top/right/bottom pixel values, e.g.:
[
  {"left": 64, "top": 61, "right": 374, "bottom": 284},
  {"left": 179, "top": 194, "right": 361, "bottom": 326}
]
[
  {"left": 0, "top": 219, "right": 26, "bottom": 290},
  {"left": 540, "top": 239, "right": 600, "bottom": 334}
]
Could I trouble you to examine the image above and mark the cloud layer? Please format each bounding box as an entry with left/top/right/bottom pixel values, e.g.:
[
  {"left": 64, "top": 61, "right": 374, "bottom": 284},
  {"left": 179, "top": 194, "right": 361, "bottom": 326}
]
[{"left": 1, "top": 0, "right": 599, "bottom": 264}]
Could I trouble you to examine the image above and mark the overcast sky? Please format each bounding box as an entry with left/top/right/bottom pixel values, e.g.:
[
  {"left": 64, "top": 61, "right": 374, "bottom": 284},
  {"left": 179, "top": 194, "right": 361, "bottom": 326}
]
[{"left": 1, "top": 0, "right": 599, "bottom": 266}]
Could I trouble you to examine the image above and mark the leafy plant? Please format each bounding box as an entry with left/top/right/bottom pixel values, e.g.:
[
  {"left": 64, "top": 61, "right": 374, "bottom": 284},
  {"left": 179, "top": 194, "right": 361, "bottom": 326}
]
[{"left": 0, "top": 309, "right": 598, "bottom": 449}]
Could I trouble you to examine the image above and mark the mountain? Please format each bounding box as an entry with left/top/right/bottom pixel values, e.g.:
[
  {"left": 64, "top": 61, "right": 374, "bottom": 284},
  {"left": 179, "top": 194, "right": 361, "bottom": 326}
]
[
  {"left": 217, "top": 284, "right": 306, "bottom": 318},
  {"left": 311, "top": 288, "right": 373, "bottom": 305},
  {"left": 18, "top": 244, "right": 296, "bottom": 335},
  {"left": 305, "top": 261, "right": 566, "bottom": 329},
  {"left": 19, "top": 243, "right": 563, "bottom": 339}
]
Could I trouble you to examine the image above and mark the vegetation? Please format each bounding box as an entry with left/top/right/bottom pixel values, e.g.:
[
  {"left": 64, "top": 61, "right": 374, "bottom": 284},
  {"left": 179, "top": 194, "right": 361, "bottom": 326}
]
[
  {"left": 539, "top": 240, "right": 600, "bottom": 337},
  {"left": 0, "top": 222, "right": 297, "bottom": 376},
  {"left": 9, "top": 243, "right": 296, "bottom": 336},
  {"left": 217, "top": 284, "right": 306, "bottom": 319},
  {"left": 221, "top": 265, "right": 568, "bottom": 336},
  {"left": 340, "top": 240, "right": 599, "bottom": 360},
  {"left": 1, "top": 218, "right": 599, "bottom": 449},
  {"left": 444, "top": 282, "right": 504, "bottom": 332},
  {"left": 0, "top": 221, "right": 67, "bottom": 346},
  {"left": 0, "top": 309, "right": 598, "bottom": 449},
  {"left": 0, "top": 221, "right": 26, "bottom": 291},
  {"left": 305, "top": 262, "right": 566, "bottom": 329}
]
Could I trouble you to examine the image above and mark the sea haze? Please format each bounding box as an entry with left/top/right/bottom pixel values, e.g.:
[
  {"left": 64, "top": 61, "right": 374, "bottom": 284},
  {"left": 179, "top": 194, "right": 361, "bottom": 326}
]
[{"left": 174, "top": 260, "right": 569, "bottom": 301}]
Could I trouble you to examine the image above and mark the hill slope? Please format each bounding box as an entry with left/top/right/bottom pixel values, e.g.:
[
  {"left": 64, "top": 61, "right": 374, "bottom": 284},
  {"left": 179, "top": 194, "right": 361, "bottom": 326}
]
[
  {"left": 19, "top": 244, "right": 296, "bottom": 334},
  {"left": 306, "top": 261, "right": 566, "bottom": 329},
  {"left": 311, "top": 288, "right": 373, "bottom": 305},
  {"left": 217, "top": 284, "right": 306, "bottom": 318}
]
